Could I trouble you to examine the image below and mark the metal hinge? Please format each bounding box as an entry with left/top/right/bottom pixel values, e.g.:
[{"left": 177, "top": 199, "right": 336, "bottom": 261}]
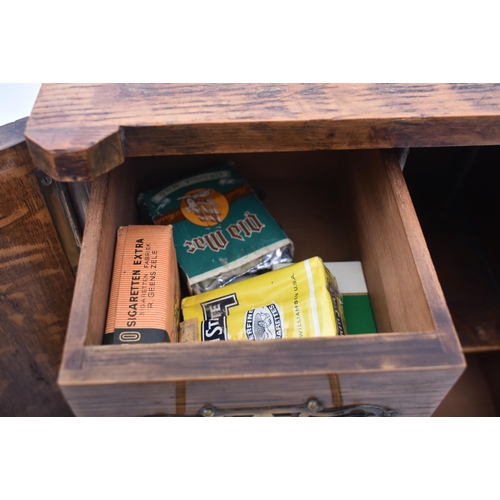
[
  {"left": 35, "top": 170, "right": 91, "bottom": 275},
  {"left": 197, "top": 398, "right": 398, "bottom": 417}
]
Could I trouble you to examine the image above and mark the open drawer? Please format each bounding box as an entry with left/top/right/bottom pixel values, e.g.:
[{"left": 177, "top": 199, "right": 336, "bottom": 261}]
[{"left": 58, "top": 148, "right": 465, "bottom": 416}]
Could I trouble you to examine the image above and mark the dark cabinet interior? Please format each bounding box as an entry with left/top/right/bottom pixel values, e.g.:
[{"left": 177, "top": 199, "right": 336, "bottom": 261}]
[{"left": 404, "top": 146, "right": 500, "bottom": 416}]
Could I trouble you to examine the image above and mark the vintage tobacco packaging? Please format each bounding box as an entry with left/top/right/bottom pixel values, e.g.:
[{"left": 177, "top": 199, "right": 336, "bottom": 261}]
[
  {"left": 273, "top": 261, "right": 377, "bottom": 335},
  {"left": 180, "top": 256, "right": 347, "bottom": 342},
  {"left": 103, "top": 225, "right": 180, "bottom": 344},
  {"left": 137, "top": 164, "right": 294, "bottom": 294}
]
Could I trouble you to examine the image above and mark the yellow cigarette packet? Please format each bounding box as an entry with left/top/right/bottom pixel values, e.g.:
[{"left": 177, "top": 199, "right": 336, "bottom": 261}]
[
  {"left": 180, "top": 256, "right": 346, "bottom": 342},
  {"left": 103, "top": 225, "right": 180, "bottom": 344}
]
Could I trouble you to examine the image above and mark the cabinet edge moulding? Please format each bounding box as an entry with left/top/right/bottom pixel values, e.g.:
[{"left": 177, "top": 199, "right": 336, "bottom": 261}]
[{"left": 24, "top": 83, "right": 500, "bottom": 181}]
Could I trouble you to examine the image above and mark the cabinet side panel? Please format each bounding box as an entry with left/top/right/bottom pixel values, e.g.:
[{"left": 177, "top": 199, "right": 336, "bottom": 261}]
[{"left": 0, "top": 137, "right": 74, "bottom": 416}]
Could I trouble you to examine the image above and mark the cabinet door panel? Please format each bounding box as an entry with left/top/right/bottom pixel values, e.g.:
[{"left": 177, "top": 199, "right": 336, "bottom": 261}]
[{"left": 0, "top": 119, "right": 74, "bottom": 417}]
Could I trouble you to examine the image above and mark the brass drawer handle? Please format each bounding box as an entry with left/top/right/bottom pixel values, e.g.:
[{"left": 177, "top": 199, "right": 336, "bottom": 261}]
[{"left": 199, "top": 398, "right": 398, "bottom": 417}]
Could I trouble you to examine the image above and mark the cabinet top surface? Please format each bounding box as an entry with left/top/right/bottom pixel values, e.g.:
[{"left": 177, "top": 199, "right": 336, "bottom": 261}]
[{"left": 24, "top": 83, "right": 500, "bottom": 181}]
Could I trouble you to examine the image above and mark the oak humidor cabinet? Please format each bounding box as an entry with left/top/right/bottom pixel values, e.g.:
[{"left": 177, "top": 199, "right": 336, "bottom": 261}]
[
  {"left": 0, "top": 118, "right": 74, "bottom": 417},
  {"left": 13, "top": 83, "right": 500, "bottom": 417}
]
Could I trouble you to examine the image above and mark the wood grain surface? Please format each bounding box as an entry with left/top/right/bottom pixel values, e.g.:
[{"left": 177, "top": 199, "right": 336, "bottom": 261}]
[
  {"left": 25, "top": 83, "right": 500, "bottom": 181},
  {"left": 0, "top": 120, "right": 75, "bottom": 416},
  {"left": 62, "top": 368, "right": 463, "bottom": 417},
  {"left": 433, "top": 353, "right": 499, "bottom": 416},
  {"left": 59, "top": 149, "right": 465, "bottom": 416}
]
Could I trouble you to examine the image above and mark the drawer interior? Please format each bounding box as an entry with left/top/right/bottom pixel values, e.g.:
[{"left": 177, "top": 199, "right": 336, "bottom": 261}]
[{"left": 78, "top": 148, "right": 436, "bottom": 348}]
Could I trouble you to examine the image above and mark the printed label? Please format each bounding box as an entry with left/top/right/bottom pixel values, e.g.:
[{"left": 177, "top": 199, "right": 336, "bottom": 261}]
[
  {"left": 245, "top": 303, "right": 284, "bottom": 341},
  {"left": 200, "top": 293, "right": 239, "bottom": 342},
  {"left": 201, "top": 316, "right": 228, "bottom": 342},
  {"left": 183, "top": 212, "right": 265, "bottom": 254},
  {"left": 104, "top": 225, "right": 180, "bottom": 344},
  {"left": 179, "top": 188, "right": 229, "bottom": 227}
]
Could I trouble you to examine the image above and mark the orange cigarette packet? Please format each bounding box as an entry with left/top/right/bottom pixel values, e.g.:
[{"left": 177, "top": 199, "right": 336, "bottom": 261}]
[{"left": 103, "top": 225, "right": 180, "bottom": 344}]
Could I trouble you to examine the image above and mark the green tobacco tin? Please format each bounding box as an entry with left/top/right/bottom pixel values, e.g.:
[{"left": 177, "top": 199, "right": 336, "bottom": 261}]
[{"left": 138, "top": 165, "right": 294, "bottom": 294}]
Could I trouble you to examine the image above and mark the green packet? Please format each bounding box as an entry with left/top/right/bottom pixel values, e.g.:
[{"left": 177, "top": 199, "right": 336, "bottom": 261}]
[{"left": 138, "top": 164, "right": 294, "bottom": 294}]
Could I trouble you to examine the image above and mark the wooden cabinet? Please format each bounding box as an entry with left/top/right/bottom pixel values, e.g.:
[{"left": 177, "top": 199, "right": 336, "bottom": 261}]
[
  {"left": 47, "top": 149, "right": 462, "bottom": 416},
  {"left": 0, "top": 118, "right": 74, "bottom": 416},
  {"left": 12, "top": 83, "right": 500, "bottom": 416}
]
